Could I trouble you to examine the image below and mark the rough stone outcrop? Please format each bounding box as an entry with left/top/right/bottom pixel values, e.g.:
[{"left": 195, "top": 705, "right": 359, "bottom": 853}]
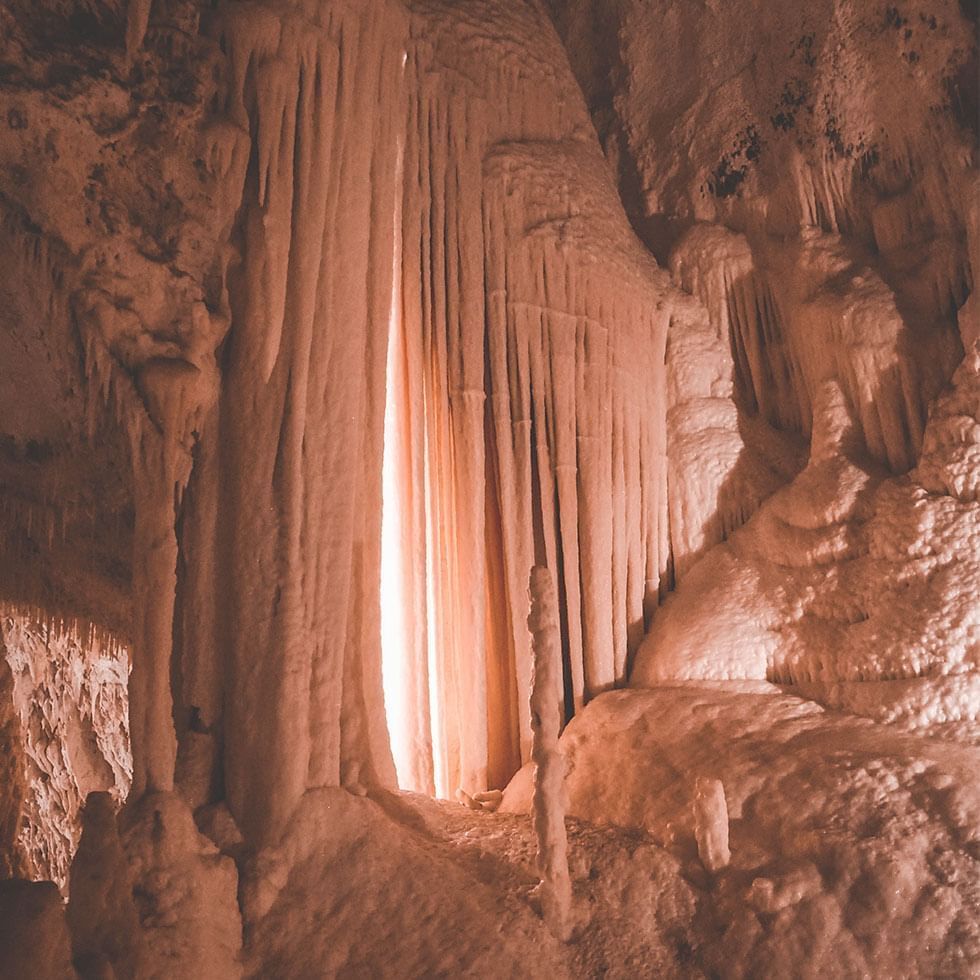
[{"left": 1, "top": 614, "right": 129, "bottom": 889}]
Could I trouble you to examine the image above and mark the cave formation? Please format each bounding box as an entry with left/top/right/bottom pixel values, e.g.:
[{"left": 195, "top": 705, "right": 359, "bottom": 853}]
[{"left": 0, "top": 0, "right": 977, "bottom": 976}]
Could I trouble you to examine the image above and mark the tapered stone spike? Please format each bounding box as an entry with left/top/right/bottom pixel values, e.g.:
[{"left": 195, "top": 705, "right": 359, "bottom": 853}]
[
  {"left": 693, "top": 776, "right": 731, "bottom": 872},
  {"left": 528, "top": 565, "right": 572, "bottom": 942}
]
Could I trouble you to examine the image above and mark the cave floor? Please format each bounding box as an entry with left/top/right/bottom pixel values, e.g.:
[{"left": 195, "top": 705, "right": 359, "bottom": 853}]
[{"left": 244, "top": 684, "right": 980, "bottom": 979}]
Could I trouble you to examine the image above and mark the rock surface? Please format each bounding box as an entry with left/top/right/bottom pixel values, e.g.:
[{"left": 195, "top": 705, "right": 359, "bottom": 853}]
[
  {"left": 0, "top": 0, "right": 975, "bottom": 976},
  {"left": 503, "top": 684, "right": 980, "bottom": 978},
  {"left": 1, "top": 613, "right": 129, "bottom": 889}
]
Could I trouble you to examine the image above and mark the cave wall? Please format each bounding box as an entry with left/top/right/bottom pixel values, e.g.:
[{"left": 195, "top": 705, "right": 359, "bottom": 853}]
[
  {"left": 0, "top": 0, "right": 974, "bottom": 928},
  {"left": 0, "top": 613, "right": 129, "bottom": 889},
  {"left": 548, "top": 0, "right": 977, "bottom": 573}
]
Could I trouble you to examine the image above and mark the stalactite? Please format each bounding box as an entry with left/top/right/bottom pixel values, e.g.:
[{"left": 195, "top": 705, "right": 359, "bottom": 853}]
[
  {"left": 662, "top": 227, "right": 806, "bottom": 582},
  {"left": 669, "top": 221, "right": 962, "bottom": 484},
  {"left": 501, "top": 158, "right": 670, "bottom": 712},
  {"left": 153, "top": 0, "right": 721, "bottom": 827},
  {"left": 73, "top": 270, "right": 221, "bottom": 803}
]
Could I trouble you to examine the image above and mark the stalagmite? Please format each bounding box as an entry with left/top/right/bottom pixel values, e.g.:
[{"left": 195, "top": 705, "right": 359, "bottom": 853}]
[
  {"left": 68, "top": 791, "right": 242, "bottom": 978},
  {"left": 528, "top": 565, "right": 572, "bottom": 943},
  {"left": 67, "top": 793, "right": 138, "bottom": 978},
  {"left": 692, "top": 777, "right": 731, "bottom": 872},
  {"left": 0, "top": 880, "right": 74, "bottom": 980},
  {"left": 128, "top": 441, "right": 180, "bottom": 799}
]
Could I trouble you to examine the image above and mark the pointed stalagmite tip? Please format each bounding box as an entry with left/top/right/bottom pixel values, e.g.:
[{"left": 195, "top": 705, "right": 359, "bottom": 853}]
[{"left": 693, "top": 777, "right": 731, "bottom": 872}]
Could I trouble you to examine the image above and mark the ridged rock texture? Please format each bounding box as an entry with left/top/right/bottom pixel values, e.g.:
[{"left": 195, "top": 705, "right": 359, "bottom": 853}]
[{"left": 382, "top": 0, "right": 673, "bottom": 799}]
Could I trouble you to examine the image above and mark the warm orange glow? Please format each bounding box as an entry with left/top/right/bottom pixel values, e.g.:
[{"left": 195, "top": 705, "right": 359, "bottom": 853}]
[{"left": 381, "top": 142, "right": 413, "bottom": 792}]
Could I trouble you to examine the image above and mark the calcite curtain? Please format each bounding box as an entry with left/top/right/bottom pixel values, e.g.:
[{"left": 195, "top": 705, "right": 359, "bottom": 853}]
[
  {"left": 385, "top": 5, "right": 671, "bottom": 799},
  {"left": 175, "top": 0, "right": 674, "bottom": 840},
  {"left": 177, "top": 0, "right": 406, "bottom": 845}
]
